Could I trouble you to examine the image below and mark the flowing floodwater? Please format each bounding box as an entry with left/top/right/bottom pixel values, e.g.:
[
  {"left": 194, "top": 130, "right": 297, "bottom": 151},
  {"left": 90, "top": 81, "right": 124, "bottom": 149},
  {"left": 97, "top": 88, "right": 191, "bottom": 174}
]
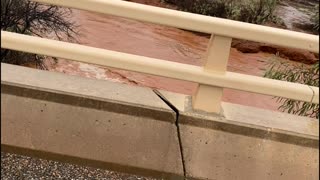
[{"left": 48, "top": 2, "right": 312, "bottom": 111}]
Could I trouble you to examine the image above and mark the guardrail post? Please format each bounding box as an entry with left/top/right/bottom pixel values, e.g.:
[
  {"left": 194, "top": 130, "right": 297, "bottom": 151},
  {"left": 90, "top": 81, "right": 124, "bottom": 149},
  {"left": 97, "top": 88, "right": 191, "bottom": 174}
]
[{"left": 192, "top": 35, "right": 232, "bottom": 113}]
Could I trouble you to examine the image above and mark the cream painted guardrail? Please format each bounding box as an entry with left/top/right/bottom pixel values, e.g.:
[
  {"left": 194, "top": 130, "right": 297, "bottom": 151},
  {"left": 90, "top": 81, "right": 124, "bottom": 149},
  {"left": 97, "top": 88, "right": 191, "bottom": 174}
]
[{"left": 1, "top": 0, "right": 319, "bottom": 113}]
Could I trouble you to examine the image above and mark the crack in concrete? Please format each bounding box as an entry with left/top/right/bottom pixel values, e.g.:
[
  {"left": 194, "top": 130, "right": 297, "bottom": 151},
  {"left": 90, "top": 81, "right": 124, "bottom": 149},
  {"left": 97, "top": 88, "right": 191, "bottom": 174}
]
[{"left": 153, "top": 90, "right": 187, "bottom": 179}]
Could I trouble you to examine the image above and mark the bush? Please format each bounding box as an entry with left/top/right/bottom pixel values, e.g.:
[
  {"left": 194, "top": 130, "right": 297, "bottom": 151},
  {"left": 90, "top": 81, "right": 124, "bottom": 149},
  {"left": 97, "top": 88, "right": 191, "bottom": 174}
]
[
  {"left": 264, "top": 57, "right": 319, "bottom": 119},
  {"left": 164, "top": 0, "right": 278, "bottom": 25},
  {"left": 165, "top": 0, "right": 233, "bottom": 18},
  {"left": 1, "top": 0, "right": 77, "bottom": 69},
  {"left": 235, "top": 0, "right": 278, "bottom": 24}
]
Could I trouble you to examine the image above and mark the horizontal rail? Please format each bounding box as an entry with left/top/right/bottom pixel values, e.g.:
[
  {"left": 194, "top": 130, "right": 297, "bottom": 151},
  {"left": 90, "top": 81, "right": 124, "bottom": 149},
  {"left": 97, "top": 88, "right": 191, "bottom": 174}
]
[
  {"left": 1, "top": 31, "right": 318, "bottom": 104},
  {"left": 32, "top": 0, "right": 319, "bottom": 53}
]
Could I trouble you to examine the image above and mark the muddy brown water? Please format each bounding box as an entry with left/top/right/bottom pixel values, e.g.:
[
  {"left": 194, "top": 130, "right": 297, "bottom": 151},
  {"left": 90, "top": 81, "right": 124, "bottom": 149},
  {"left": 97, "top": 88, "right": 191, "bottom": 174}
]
[{"left": 48, "top": 9, "right": 286, "bottom": 111}]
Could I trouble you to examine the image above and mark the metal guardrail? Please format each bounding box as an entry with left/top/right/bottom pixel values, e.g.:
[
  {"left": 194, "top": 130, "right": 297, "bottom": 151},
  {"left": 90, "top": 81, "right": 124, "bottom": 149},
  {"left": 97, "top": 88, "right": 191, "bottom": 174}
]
[{"left": 1, "top": 0, "right": 319, "bottom": 113}]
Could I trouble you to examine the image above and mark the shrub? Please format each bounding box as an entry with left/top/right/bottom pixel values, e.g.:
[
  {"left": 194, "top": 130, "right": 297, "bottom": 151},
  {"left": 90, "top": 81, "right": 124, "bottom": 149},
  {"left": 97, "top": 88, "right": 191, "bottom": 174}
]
[
  {"left": 264, "top": 57, "right": 319, "bottom": 119},
  {"left": 235, "top": 0, "right": 278, "bottom": 24},
  {"left": 164, "top": 0, "right": 278, "bottom": 25},
  {"left": 1, "top": 0, "right": 77, "bottom": 69},
  {"left": 167, "top": 0, "right": 234, "bottom": 18}
]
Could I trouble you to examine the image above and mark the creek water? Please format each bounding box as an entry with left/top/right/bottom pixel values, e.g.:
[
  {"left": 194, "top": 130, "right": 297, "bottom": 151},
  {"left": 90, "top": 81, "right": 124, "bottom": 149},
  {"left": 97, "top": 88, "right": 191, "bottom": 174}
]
[{"left": 48, "top": 1, "right": 315, "bottom": 111}]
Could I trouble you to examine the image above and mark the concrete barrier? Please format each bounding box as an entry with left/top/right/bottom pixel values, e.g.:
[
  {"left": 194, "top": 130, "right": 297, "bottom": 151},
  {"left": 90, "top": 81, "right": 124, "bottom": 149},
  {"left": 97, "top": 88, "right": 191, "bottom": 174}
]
[
  {"left": 158, "top": 90, "right": 319, "bottom": 180},
  {"left": 1, "top": 63, "right": 184, "bottom": 179},
  {"left": 2, "top": 63, "right": 319, "bottom": 180}
]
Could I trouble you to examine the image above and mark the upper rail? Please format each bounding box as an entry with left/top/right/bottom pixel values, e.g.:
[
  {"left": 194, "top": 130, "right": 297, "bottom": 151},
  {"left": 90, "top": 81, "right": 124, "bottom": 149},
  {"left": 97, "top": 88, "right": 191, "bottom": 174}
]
[{"left": 32, "top": 0, "right": 319, "bottom": 53}]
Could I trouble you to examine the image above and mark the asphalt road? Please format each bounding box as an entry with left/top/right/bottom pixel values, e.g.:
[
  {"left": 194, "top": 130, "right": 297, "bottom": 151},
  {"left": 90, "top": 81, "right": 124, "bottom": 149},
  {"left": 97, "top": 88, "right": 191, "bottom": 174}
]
[{"left": 1, "top": 152, "right": 159, "bottom": 180}]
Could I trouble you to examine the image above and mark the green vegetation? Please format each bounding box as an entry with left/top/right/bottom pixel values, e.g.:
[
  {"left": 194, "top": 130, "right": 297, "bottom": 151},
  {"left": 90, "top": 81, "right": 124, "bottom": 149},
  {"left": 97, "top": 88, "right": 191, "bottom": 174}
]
[
  {"left": 264, "top": 57, "right": 319, "bottom": 119},
  {"left": 1, "top": 0, "right": 77, "bottom": 69},
  {"left": 164, "top": 0, "right": 278, "bottom": 24}
]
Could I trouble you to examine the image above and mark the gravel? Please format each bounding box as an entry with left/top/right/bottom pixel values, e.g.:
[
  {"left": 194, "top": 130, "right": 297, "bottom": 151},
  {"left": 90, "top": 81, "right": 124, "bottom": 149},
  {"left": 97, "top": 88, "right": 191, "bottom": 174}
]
[{"left": 1, "top": 152, "right": 160, "bottom": 180}]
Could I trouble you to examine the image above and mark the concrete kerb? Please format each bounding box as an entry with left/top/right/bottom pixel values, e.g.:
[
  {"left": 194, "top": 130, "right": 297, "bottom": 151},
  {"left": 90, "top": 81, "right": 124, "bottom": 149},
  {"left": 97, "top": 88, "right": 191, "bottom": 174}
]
[
  {"left": 156, "top": 90, "right": 319, "bottom": 180},
  {"left": 1, "top": 63, "right": 185, "bottom": 179},
  {"left": 2, "top": 63, "right": 319, "bottom": 180},
  {"left": 1, "top": 63, "right": 177, "bottom": 123}
]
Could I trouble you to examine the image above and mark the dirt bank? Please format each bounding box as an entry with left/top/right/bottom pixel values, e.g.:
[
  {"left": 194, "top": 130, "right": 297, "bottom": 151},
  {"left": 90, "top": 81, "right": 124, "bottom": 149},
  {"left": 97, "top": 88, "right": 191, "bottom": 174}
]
[{"left": 232, "top": 39, "right": 318, "bottom": 64}]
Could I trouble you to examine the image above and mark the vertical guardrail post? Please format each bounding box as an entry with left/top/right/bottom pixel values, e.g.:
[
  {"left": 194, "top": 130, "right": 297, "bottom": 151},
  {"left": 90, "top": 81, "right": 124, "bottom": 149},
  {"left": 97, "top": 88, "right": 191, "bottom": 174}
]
[{"left": 192, "top": 35, "right": 232, "bottom": 113}]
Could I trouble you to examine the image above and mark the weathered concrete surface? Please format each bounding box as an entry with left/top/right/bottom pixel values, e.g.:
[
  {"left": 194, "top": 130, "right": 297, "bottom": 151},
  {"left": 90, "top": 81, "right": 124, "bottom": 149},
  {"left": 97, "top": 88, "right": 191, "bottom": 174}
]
[
  {"left": 2, "top": 64, "right": 319, "bottom": 180},
  {"left": 1, "top": 63, "right": 183, "bottom": 179},
  {"left": 222, "top": 102, "right": 319, "bottom": 138},
  {"left": 1, "top": 63, "right": 174, "bottom": 121},
  {"left": 180, "top": 124, "right": 318, "bottom": 180},
  {"left": 158, "top": 90, "right": 319, "bottom": 180}
]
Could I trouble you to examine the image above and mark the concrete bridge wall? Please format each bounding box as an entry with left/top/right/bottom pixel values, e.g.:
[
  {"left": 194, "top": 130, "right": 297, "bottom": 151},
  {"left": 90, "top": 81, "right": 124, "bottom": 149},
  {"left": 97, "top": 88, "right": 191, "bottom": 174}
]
[{"left": 1, "top": 63, "right": 318, "bottom": 180}]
